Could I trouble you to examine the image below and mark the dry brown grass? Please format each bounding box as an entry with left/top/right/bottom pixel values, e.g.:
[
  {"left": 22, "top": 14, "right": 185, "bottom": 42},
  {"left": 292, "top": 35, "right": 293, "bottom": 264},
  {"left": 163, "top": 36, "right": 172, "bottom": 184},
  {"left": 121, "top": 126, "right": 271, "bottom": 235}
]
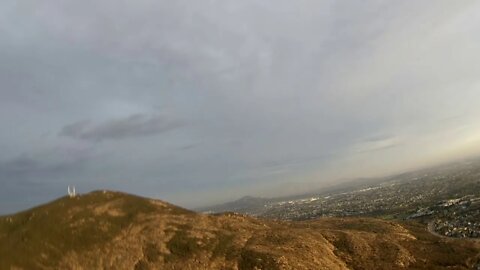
[{"left": 1, "top": 191, "right": 479, "bottom": 269}]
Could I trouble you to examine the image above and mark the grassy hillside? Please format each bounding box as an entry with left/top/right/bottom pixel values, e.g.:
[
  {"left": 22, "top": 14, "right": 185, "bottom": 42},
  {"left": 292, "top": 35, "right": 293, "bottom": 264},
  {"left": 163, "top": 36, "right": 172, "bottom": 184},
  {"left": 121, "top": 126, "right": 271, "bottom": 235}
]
[
  {"left": 0, "top": 191, "right": 479, "bottom": 269},
  {"left": 0, "top": 191, "right": 191, "bottom": 269}
]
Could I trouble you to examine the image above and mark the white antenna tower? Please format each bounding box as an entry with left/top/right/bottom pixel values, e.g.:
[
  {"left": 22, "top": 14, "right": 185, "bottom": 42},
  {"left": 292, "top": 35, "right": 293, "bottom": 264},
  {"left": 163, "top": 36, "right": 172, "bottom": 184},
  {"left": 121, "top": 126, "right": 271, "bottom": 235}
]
[{"left": 67, "top": 185, "right": 76, "bottom": 198}]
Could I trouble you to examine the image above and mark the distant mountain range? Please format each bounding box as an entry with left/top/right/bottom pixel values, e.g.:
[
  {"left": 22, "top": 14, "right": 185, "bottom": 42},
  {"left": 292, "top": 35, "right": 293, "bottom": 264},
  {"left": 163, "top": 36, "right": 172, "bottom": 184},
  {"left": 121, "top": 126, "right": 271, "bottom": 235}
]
[
  {"left": 1, "top": 190, "right": 479, "bottom": 269},
  {"left": 196, "top": 195, "right": 271, "bottom": 215}
]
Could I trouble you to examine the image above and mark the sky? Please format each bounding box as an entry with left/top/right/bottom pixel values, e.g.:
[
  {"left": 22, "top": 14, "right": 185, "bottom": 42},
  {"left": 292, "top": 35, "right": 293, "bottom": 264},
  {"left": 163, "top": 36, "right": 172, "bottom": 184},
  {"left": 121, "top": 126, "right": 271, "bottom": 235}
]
[{"left": 2, "top": 1, "right": 480, "bottom": 214}]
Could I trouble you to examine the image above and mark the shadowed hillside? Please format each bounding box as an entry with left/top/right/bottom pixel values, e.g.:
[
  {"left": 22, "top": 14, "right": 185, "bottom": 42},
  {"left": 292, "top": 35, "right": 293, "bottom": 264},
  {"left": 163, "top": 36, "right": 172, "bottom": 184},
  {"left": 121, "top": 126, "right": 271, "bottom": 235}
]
[{"left": 0, "top": 191, "right": 479, "bottom": 269}]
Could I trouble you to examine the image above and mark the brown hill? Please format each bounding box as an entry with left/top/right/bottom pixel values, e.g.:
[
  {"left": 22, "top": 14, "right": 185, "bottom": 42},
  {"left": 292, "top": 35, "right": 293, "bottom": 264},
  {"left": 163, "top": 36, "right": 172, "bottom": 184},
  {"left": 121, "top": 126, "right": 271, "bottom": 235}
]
[{"left": 0, "top": 191, "right": 479, "bottom": 269}]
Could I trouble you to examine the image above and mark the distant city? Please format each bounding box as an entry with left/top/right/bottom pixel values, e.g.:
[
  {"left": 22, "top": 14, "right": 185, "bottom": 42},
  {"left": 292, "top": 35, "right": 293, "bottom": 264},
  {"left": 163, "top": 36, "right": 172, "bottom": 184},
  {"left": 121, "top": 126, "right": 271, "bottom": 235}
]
[{"left": 202, "top": 157, "right": 480, "bottom": 239}]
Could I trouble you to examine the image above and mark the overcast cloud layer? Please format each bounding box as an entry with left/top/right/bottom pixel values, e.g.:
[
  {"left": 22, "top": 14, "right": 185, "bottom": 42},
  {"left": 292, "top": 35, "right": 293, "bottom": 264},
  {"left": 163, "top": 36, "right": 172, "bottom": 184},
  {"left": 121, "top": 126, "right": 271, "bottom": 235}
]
[{"left": 2, "top": 1, "right": 480, "bottom": 214}]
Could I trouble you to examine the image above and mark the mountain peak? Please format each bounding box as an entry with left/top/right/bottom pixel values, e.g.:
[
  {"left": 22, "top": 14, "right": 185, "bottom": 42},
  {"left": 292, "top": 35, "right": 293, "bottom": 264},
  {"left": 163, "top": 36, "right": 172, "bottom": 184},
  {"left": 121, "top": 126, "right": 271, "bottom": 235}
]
[{"left": 1, "top": 191, "right": 478, "bottom": 269}]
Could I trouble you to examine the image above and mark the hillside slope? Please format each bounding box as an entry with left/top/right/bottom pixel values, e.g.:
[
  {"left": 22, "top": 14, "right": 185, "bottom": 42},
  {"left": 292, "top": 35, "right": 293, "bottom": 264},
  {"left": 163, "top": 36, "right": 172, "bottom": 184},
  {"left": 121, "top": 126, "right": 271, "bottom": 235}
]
[{"left": 0, "top": 191, "right": 479, "bottom": 269}]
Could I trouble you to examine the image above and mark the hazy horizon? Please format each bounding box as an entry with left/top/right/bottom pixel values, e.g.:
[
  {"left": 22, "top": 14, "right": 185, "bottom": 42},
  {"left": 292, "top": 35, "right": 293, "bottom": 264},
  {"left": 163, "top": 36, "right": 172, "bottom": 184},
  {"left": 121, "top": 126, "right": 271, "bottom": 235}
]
[{"left": 2, "top": 1, "right": 480, "bottom": 214}]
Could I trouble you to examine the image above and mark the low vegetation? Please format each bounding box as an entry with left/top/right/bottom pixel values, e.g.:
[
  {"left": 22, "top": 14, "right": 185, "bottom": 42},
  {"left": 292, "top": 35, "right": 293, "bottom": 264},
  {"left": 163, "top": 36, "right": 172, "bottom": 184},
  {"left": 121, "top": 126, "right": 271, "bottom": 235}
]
[{"left": 0, "top": 191, "right": 479, "bottom": 269}]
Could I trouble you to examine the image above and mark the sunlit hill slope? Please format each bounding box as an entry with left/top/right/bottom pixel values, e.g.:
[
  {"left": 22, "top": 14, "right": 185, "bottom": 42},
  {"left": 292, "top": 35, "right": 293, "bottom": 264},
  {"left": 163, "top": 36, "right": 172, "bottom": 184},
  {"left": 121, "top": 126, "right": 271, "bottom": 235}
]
[{"left": 0, "top": 191, "right": 479, "bottom": 269}]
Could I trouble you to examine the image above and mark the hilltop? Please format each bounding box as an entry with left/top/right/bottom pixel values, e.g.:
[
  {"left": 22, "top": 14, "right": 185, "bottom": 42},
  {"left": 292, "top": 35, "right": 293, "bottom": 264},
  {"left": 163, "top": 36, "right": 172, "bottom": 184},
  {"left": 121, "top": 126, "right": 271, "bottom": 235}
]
[{"left": 0, "top": 191, "right": 479, "bottom": 269}]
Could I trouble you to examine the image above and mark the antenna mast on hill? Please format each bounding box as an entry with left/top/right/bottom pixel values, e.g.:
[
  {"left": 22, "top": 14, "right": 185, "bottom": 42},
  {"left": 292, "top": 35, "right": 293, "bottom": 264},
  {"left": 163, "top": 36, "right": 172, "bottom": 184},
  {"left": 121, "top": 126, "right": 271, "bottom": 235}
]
[{"left": 67, "top": 185, "right": 76, "bottom": 198}]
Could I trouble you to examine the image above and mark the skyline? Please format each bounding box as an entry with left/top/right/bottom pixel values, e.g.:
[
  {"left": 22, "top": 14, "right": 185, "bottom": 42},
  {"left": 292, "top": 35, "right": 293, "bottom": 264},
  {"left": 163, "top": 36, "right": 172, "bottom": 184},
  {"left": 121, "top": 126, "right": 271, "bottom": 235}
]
[{"left": 2, "top": 1, "right": 480, "bottom": 214}]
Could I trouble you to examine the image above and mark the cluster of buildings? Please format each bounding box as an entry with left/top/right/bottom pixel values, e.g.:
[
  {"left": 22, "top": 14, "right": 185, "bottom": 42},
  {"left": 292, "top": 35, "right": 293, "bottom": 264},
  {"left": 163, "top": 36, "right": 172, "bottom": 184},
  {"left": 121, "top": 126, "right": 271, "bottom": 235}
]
[
  {"left": 427, "top": 196, "right": 480, "bottom": 238},
  {"left": 260, "top": 178, "right": 442, "bottom": 221},
  {"left": 219, "top": 160, "right": 480, "bottom": 240},
  {"left": 433, "top": 219, "right": 480, "bottom": 238}
]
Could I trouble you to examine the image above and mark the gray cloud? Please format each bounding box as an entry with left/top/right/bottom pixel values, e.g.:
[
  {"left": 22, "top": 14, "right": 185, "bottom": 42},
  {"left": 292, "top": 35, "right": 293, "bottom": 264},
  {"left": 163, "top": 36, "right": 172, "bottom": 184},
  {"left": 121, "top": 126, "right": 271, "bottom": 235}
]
[
  {"left": 0, "top": 153, "right": 89, "bottom": 183},
  {"left": 1, "top": 0, "right": 480, "bottom": 213},
  {"left": 0, "top": 155, "right": 39, "bottom": 178},
  {"left": 352, "top": 138, "right": 402, "bottom": 154},
  {"left": 59, "top": 114, "right": 183, "bottom": 142}
]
